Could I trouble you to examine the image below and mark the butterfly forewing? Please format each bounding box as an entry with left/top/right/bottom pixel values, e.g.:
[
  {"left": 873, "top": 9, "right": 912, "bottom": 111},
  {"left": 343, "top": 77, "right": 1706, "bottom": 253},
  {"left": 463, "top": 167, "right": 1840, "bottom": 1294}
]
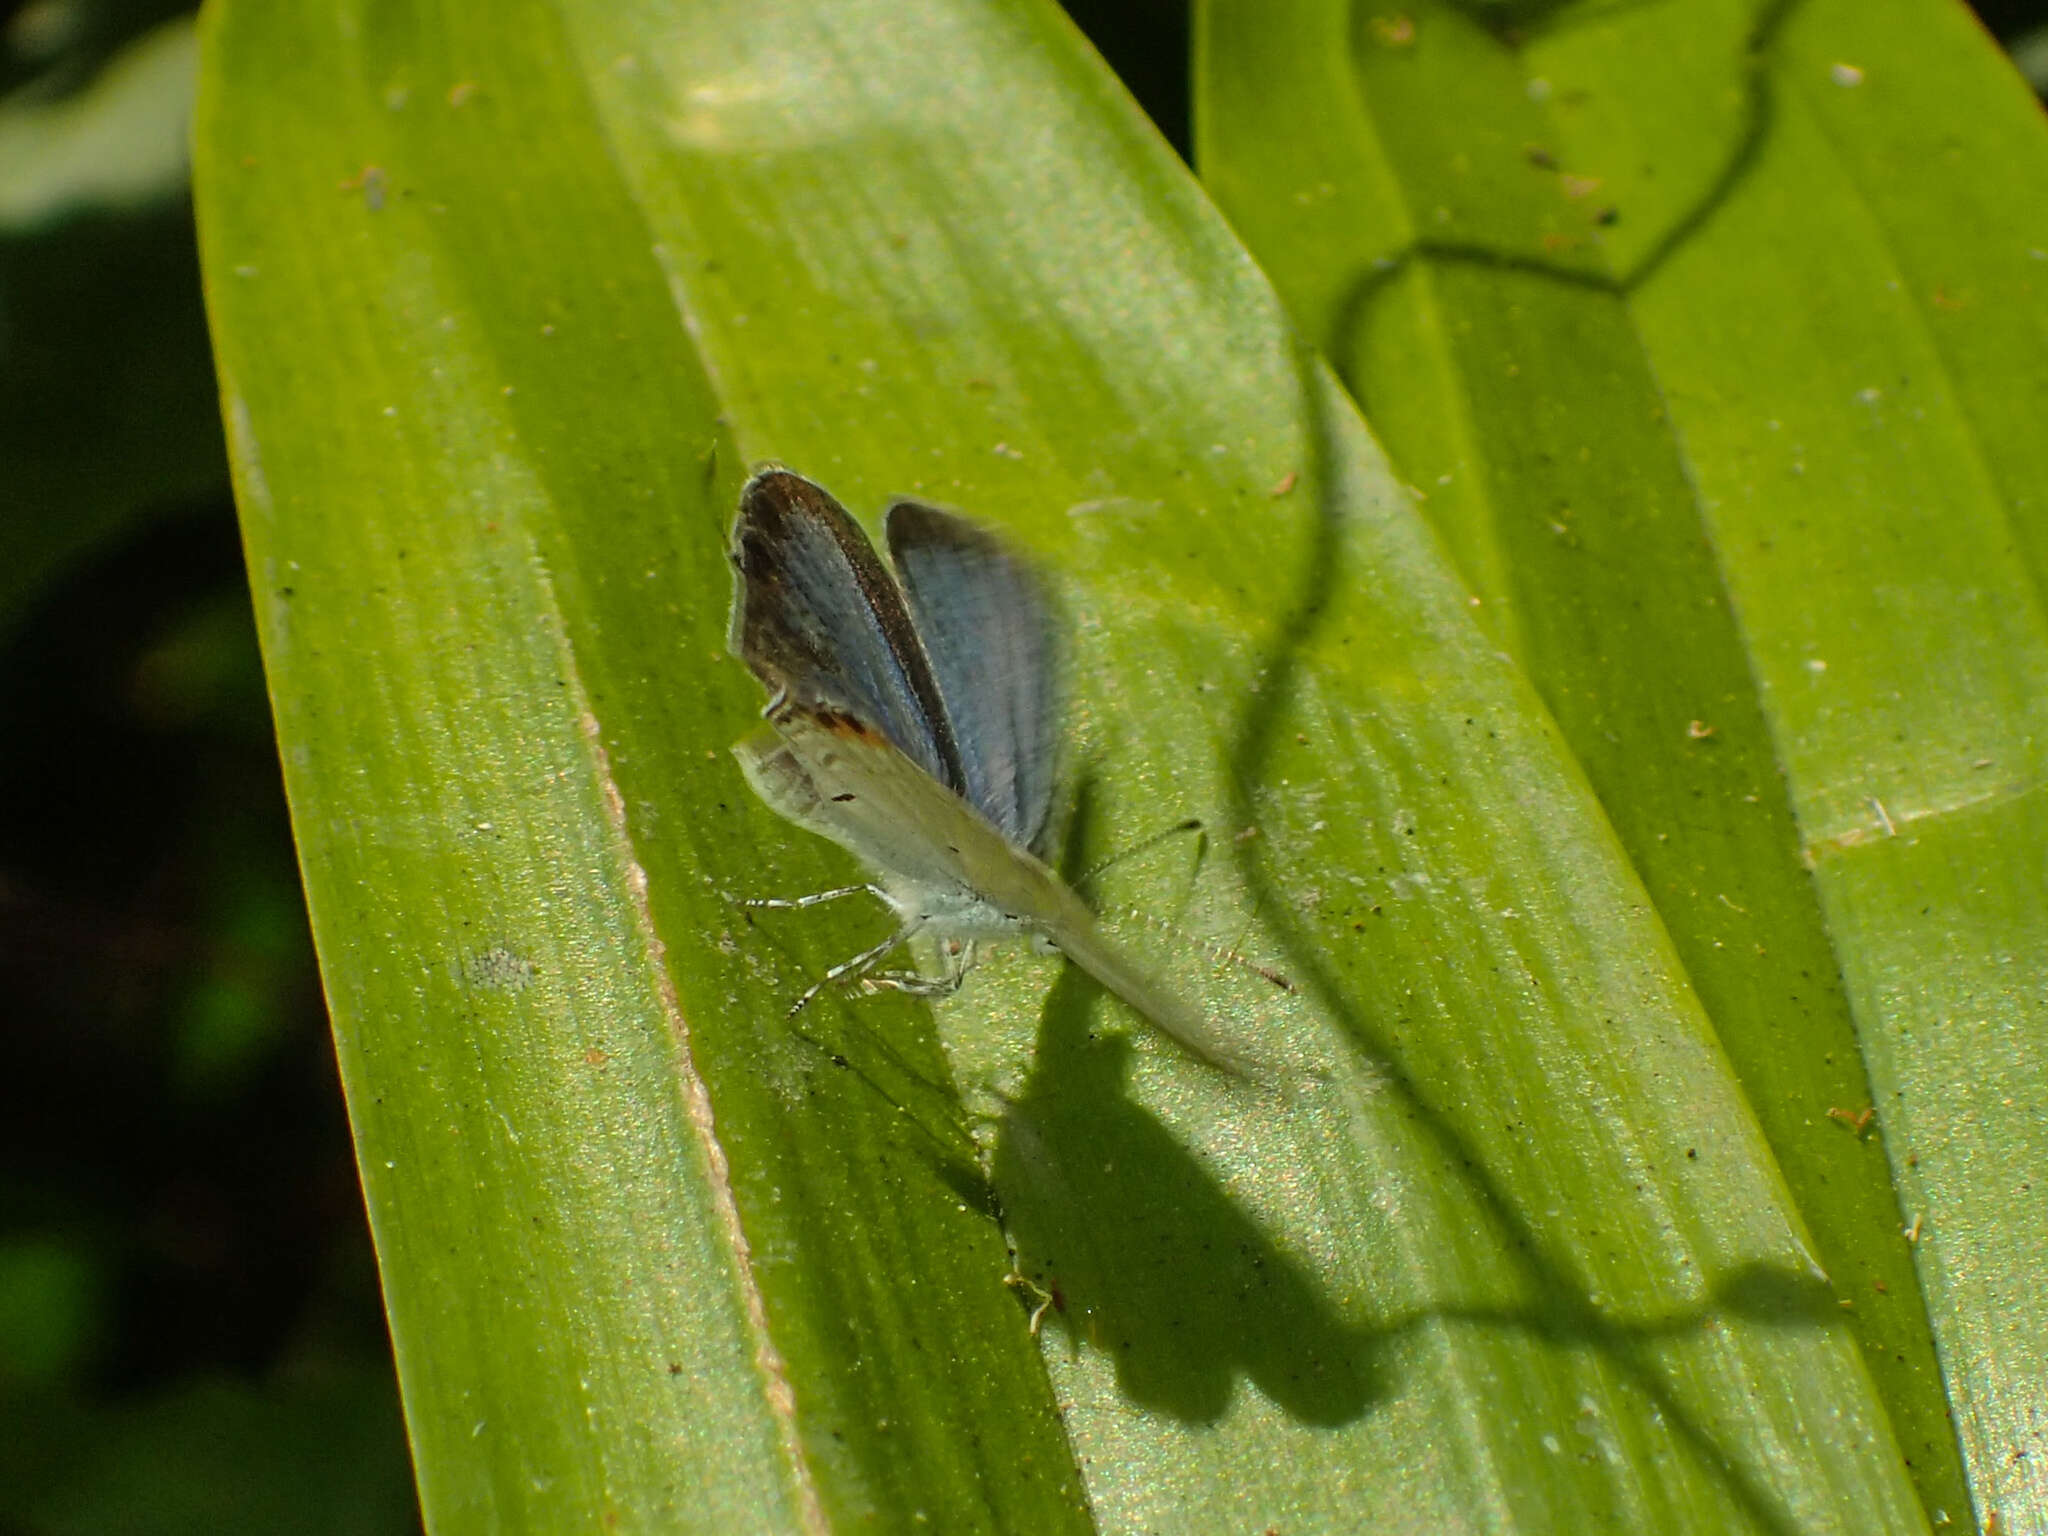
[
  {"left": 731, "top": 469, "right": 965, "bottom": 796},
  {"left": 886, "top": 500, "right": 1058, "bottom": 854}
]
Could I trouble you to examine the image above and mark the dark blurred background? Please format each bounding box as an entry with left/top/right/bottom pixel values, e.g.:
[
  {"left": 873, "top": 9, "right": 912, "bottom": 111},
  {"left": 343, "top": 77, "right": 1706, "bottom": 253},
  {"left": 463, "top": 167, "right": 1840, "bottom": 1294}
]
[{"left": 0, "top": 0, "right": 2040, "bottom": 1529}]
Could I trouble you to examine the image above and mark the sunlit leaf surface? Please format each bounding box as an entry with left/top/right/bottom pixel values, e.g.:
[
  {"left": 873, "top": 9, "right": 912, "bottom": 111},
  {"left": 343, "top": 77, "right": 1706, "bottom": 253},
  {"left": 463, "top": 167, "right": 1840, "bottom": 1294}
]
[
  {"left": 190, "top": 0, "right": 1990, "bottom": 1527},
  {"left": 1199, "top": 0, "right": 2048, "bottom": 1529}
]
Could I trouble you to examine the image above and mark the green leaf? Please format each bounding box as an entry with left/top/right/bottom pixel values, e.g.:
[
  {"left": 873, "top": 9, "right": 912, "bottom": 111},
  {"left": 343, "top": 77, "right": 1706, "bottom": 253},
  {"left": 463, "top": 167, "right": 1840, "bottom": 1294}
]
[
  {"left": 196, "top": 0, "right": 1953, "bottom": 1528},
  {"left": 1198, "top": 0, "right": 2047, "bottom": 1529}
]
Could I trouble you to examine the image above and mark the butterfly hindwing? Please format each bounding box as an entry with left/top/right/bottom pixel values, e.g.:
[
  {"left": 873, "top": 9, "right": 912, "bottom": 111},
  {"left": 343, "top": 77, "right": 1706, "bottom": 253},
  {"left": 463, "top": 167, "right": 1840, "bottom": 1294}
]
[{"left": 886, "top": 499, "right": 1058, "bottom": 853}]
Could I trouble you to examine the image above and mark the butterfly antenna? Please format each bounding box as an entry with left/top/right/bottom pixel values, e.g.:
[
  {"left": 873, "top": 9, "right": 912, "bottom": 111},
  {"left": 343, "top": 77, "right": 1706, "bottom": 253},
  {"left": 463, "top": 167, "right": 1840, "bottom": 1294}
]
[
  {"left": 1098, "top": 901, "right": 1295, "bottom": 993},
  {"left": 1073, "top": 817, "right": 1206, "bottom": 888},
  {"left": 1070, "top": 819, "right": 1288, "bottom": 991}
]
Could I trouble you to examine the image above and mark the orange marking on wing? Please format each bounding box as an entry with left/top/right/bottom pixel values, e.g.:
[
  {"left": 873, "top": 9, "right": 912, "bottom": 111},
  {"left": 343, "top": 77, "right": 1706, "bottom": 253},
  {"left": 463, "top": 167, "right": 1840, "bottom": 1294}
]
[{"left": 812, "top": 707, "right": 885, "bottom": 745}]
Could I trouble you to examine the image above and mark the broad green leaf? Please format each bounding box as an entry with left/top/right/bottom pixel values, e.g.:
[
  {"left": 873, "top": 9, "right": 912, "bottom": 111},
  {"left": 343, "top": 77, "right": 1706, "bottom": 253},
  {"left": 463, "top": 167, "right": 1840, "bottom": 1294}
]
[
  {"left": 198, "top": 0, "right": 1938, "bottom": 1529},
  {"left": 1198, "top": 0, "right": 2046, "bottom": 1529}
]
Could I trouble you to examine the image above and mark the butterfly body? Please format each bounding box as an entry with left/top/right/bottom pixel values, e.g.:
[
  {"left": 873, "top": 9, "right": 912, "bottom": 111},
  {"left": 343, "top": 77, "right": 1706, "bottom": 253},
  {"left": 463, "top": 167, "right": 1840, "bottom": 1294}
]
[{"left": 734, "top": 709, "right": 1075, "bottom": 947}]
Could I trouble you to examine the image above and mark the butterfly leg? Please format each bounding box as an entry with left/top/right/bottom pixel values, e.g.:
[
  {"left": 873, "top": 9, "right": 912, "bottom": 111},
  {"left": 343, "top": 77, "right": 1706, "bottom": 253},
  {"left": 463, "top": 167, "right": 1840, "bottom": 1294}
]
[
  {"left": 857, "top": 969, "right": 964, "bottom": 999},
  {"left": 859, "top": 939, "right": 977, "bottom": 999},
  {"left": 786, "top": 920, "right": 925, "bottom": 1017}
]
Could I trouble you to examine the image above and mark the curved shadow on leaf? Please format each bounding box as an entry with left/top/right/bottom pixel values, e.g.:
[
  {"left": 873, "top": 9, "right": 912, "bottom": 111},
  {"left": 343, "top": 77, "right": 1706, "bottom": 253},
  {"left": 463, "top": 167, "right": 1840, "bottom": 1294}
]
[
  {"left": 971, "top": 453, "right": 1843, "bottom": 1515},
  {"left": 1183, "top": 342, "right": 1827, "bottom": 1532},
  {"left": 1331, "top": 0, "right": 1805, "bottom": 401}
]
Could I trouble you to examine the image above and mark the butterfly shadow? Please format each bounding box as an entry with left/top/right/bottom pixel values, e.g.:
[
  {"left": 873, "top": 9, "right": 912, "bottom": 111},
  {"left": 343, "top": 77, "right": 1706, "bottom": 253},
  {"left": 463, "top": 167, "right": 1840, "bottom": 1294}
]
[
  {"left": 975, "top": 767, "right": 1386, "bottom": 1429},
  {"left": 987, "top": 965, "right": 1387, "bottom": 1429}
]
